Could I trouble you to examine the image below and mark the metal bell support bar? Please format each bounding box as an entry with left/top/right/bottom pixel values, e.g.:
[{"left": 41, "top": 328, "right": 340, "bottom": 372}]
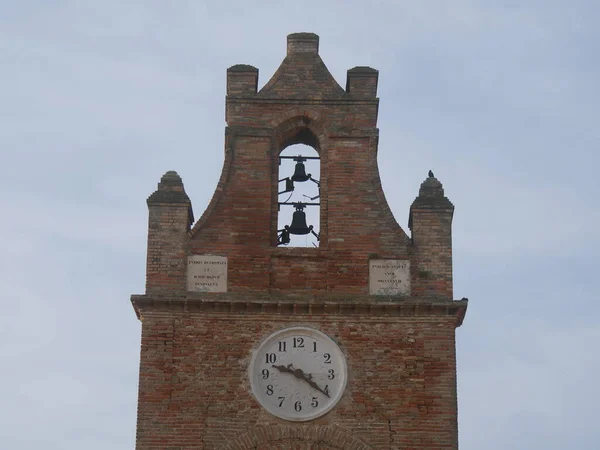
[
  {"left": 277, "top": 201, "right": 319, "bottom": 210},
  {"left": 279, "top": 155, "right": 320, "bottom": 163}
]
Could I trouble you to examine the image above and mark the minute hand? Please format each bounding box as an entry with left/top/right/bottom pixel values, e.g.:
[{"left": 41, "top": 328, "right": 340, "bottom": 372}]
[
  {"left": 302, "top": 374, "right": 330, "bottom": 398},
  {"left": 271, "top": 364, "right": 330, "bottom": 398}
]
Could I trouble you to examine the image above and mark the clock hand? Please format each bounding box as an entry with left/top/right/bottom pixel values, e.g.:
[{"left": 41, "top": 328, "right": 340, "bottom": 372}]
[
  {"left": 272, "top": 363, "right": 305, "bottom": 380},
  {"left": 271, "top": 364, "right": 293, "bottom": 374},
  {"left": 285, "top": 365, "right": 332, "bottom": 398},
  {"left": 272, "top": 363, "right": 304, "bottom": 378},
  {"left": 271, "top": 364, "right": 330, "bottom": 398},
  {"left": 303, "top": 375, "right": 330, "bottom": 398}
]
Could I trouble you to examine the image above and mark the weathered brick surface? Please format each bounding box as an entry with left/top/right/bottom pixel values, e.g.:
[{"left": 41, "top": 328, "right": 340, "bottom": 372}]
[
  {"left": 135, "top": 312, "right": 459, "bottom": 449},
  {"left": 132, "top": 32, "right": 466, "bottom": 449}
]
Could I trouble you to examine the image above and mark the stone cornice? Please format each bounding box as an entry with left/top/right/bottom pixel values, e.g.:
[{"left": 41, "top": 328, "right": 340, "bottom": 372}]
[
  {"left": 225, "top": 125, "right": 380, "bottom": 139},
  {"left": 226, "top": 97, "right": 379, "bottom": 105},
  {"left": 131, "top": 294, "right": 467, "bottom": 327}
]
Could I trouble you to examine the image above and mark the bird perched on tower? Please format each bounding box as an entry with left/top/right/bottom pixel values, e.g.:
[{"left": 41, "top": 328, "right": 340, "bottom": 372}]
[{"left": 428, "top": 170, "right": 434, "bottom": 178}]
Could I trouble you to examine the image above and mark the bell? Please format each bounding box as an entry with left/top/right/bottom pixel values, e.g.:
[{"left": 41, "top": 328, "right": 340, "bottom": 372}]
[
  {"left": 291, "top": 161, "right": 310, "bottom": 182},
  {"left": 285, "top": 178, "right": 294, "bottom": 192},
  {"left": 277, "top": 229, "right": 290, "bottom": 245},
  {"left": 287, "top": 210, "right": 313, "bottom": 235}
]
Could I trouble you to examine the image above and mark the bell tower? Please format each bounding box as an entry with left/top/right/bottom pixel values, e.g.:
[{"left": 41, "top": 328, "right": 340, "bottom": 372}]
[{"left": 132, "top": 32, "right": 467, "bottom": 449}]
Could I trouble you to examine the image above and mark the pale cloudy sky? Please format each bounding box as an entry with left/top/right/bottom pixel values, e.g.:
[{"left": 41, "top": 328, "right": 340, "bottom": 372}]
[{"left": 1, "top": 1, "right": 598, "bottom": 449}]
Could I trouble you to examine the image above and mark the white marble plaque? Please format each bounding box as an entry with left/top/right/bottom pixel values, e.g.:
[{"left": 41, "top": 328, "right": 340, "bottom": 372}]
[
  {"left": 187, "top": 255, "right": 228, "bottom": 293},
  {"left": 369, "top": 259, "right": 411, "bottom": 295}
]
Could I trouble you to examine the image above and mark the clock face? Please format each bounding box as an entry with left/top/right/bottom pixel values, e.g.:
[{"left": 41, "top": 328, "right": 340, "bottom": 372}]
[{"left": 249, "top": 326, "right": 347, "bottom": 421}]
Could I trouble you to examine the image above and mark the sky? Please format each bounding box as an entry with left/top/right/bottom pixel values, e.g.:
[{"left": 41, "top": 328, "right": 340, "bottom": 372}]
[{"left": 1, "top": 1, "right": 599, "bottom": 449}]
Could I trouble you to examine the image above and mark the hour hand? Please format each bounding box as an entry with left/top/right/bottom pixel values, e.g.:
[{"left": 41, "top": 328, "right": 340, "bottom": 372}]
[{"left": 271, "top": 364, "right": 293, "bottom": 374}]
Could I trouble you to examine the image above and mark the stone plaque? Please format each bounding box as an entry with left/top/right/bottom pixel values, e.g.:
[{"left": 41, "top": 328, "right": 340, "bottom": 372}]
[
  {"left": 187, "top": 255, "right": 228, "bottom": 293},
  {"left": 369, "top": 259, "right": 410, "bottom": 295}
]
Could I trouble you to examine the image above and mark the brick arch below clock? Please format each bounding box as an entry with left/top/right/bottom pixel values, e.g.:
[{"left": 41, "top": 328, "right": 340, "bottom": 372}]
[
  {"left": 256, "top": 440, "right": 340, "bottom": 450},
  {"left": 215, "top": 425, "right": 373, "bottom": 450}
]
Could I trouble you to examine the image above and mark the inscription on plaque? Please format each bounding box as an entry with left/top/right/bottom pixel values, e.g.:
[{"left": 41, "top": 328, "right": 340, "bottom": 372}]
[
  {"left": 369, "top": 259, "right": 410, "bottom": 295},
  {"left": 187, "top": 255, "right": 228, "bottom": 293}
]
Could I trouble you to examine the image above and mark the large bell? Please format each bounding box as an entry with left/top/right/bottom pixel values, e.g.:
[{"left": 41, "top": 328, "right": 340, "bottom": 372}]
[
  {"left": 291, "top": 161, "right": 310, "bottom": 182},
  {"left": 287, "top": 210, "right": 313, "bottom": 235}
]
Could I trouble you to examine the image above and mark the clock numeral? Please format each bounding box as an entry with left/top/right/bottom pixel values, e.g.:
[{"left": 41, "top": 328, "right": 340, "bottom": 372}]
[
  {"left": 294, "top": 400, "right": 302, "bottom": 412},
  {"left": 324, "top": 385, "right": 330, "bottom": 397},
  {"left": 293, "top": 337, "right": 304, "bottom": 348},
  {"left": 328, "top": 369, "right": 335, "bottom": 379},
  {"left": 262, "top": 369, "right": 269, "bottom": 379},
  {"left": 323, "top": 353, "right": 332, "bottom": 364},
  {"left": 265, "top": 353, "right": 277, "bottom": 364},
  {"left": 278, "top": 341, "right": 287, "bottom": 352},
  {"left": 311, "top": 397, "right": 319, "bottom": 407},
  {"left": 266, "top": 385, "right": 274, "bottom": 396},
  {"left": 278, "top": 396, "right": 285, "bottom": 407},
  {"left": 312, "top": 341, "right": 317, "bottom": 352}
]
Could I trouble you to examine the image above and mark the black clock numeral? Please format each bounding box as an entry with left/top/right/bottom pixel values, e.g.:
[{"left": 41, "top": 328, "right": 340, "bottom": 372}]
[
  {"left": 311, "top": 397, "right": 319, "bottom": 407},
  {"left": 328, "top": 369, "right": 335, "bottom": 379},
  {"left": 323, "top": 353, "right": 332, "bottom": 364},
  {"left": 278, "top": 396, "right": 285, "bottom": 407},
  {"left": 278, "top": 341, "right": 287, "bottom": 352},
  {"left": 312, "top": 341, "right": 317, "bottom": 352},
  {"left": 324, "top": 385, "right": 330, "bottom": 396},
  {"left": 294, "top": 400, "right": 302, "bottom": 412},
  {"left": 266, "top": 385, "right": 274, "bottom": 395},
  {"left": 262, "top": 369, "right": 269, "bottom": 379},
  {"left": 293, "top": 337, "right": 305, "bottom": 348},
  {"left": 265, "top": 353, "right": 277, "bottom": 364}
]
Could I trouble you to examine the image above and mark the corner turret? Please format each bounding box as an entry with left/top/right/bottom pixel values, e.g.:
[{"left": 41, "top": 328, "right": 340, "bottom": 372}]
[
  {"left": 145, "top": 171, "right": 193, "bottom": 293},
  {"left": 226, "top": 64, "right": 258, "bottom": 97},
  {"left": 346, "top": 66, "right": 379, "bottom": 98},
  {"left": 409, "top": 173, "right": 455, "bottom": 300}
]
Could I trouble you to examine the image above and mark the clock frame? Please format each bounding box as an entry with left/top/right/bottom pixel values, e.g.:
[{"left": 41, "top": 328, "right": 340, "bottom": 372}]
[{"left": 249, "top": 326, "right": 348, "bottom": 421}]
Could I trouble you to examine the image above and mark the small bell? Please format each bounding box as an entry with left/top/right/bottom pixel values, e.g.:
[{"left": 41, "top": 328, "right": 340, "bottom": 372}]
[
  {"left": 291, "top": 161, "right": 311, "bottom": 182},
  {"left": 285, "top": 178, "right": 294, "bottom": 192},
  {"left": 277, "top": 228, "right": 290, "bottom": 245},
  {"left": 287, "top": 210, "right": 313, "bottom": 235}
]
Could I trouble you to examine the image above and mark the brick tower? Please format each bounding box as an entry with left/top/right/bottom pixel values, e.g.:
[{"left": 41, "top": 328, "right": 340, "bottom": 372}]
[{"left": 132, "top": 32, "right": 467, "bottom": 449}]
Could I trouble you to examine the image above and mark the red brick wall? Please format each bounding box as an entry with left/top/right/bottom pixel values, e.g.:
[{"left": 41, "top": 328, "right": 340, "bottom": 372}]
[{"left": 135, "top": 312, "right": 459, "bottom": 449}]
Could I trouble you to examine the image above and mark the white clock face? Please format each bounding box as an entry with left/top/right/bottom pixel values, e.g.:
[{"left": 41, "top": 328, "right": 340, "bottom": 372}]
[{"left": 249, "top": 326, "right": 347, "bottom": 421}]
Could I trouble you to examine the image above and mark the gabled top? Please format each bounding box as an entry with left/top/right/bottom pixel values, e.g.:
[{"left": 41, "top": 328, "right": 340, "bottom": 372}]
[
  {"left": 257, "top": 33, "right": 347, "bottom": 99},
  {"left": 286, "top": 32, "right": 320, "bottom": 55}
]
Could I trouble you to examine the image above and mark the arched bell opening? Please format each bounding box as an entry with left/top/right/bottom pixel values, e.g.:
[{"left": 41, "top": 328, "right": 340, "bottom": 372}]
[{"left": 276, "top": 143, "right": 321, "bottom": 248}]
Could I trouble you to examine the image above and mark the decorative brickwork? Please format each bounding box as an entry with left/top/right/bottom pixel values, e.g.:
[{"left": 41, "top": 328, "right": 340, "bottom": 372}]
[
  {"left": 215, "top": 424, "right": 371, "bottom": 449},
  {"left": 132, "top": 33, "right": 467, "bottom": 449}
]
